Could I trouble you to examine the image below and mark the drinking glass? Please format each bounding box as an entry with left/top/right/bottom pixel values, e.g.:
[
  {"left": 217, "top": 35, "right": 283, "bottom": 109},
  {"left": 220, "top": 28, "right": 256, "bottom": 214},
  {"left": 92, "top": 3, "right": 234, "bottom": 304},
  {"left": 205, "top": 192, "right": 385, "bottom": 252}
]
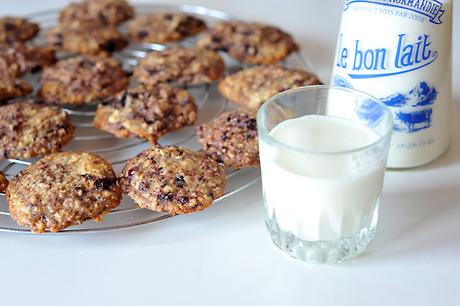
[{"left": 257, "top": 85, "right": 393, "bottom": 264}]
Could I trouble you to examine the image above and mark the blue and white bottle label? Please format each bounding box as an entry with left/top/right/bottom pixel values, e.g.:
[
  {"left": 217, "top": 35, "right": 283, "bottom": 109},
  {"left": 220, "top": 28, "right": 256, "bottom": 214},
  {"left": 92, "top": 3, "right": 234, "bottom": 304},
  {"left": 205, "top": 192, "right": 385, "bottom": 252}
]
[{"left": 331, "top": 0, "right": 452, "bottom": 168}]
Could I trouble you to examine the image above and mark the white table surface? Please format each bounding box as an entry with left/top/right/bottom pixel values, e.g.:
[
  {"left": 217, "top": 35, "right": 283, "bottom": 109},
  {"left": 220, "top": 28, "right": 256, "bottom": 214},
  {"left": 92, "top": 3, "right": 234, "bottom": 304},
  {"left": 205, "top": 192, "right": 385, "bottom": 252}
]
[{"left": 1, "top": 1, "right": 459, "bottom": 305}]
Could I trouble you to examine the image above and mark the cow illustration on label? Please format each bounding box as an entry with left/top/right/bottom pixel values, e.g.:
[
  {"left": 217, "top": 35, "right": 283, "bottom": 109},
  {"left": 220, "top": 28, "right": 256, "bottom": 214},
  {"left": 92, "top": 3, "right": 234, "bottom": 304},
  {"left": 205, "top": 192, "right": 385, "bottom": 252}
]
[
  {"left": 381, "top": 82, "right": 438, "bottom": 133},
  {"left": 333, "top": 77, "right": 438, "bottom": 133}
]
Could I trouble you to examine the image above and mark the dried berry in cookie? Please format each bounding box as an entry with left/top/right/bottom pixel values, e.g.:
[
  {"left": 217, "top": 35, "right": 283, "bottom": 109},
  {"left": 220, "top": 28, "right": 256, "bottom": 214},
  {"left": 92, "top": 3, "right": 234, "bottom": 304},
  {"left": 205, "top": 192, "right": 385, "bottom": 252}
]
[
  {"left": 0, "top": 77, "right": 33, "bottom": 102},
  {"left": 120, "top": 146, "right": 226, "bottom": 215},
  {"left": 0, "top": 172, "right": 8, "bottom": 193},
  {"left": 197, "top": 21, "right": 298, "bottom": 64},
  {"left": 48, "top": 24, "right": 127, "bottom": 56},
  {"left": 128, "top": 12, "right": 206, "bottom": 44},
  {"left": 0, "top": 100, "right": 75, "bottom": 159},
  {"left": 0, "top": 17, "right": 39, "bottom": 44},
  {"left": 94, "top": 84, "right": 197, "bottom": 143},
  {"left": 60, "top": 0, "right": 134, "bottom": 26},
  {"left": 6, "top": 152, "right": 122, "bottom": 233},
  {"left": 38, "top": 55, "right": 129, "bottom": 105},
  {"left": 218, "top": 65, "right": 321, "bottom": 110},
  {"left": 197, "top": 109, "right": 259, "bottom": 169},
  {"left": 0, "top": 43, "right": 56, "bottom": 77},
  {"left": 133, "top": 46, "right": 225, "bottom": 85}
]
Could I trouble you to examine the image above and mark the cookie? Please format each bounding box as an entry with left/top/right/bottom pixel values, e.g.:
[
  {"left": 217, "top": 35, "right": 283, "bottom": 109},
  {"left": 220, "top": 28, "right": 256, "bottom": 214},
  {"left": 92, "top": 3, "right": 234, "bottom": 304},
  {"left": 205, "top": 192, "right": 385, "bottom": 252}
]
[
  {"left": 133, "top": 46, "right": 225, "bottom": 85},
  {"left": 0, "top": 100, "right": 75, "bottom": 159},
  {"left": 128, "top": 12, "right": 206, "bottom": 44},
  {"left": 197, "top": 21, "right": 298, "bottom": 64},
  {"left": 218, "top": 65, "right": 321, "bottom": 110},
  {"left": 60, "top": 0, "right": 134, "bottom": 26},
  {"left": 0, "top": 172, "right": 8, "bottom": 193},
  {"left": 94, "top": 84, "right": 197, "bottom": 143},
  {"left": 197, "top": 109, "right": 259, "bottom": 169},
  {"left": 0, "top": 43, "right": 56, "bottom": 77},
  {"left": 0, "top": 78, "right": 33, "bottom": 102},
  {"left": 6, "top": 152, "right": 122, "bottom": 233},
  {"left": 0, "top": 17, "right": 39, "bottom": 44},
  {"left": 48, "top": 19, "right": 102, "bottom": 46},
  {"left": 120, "top": 146, "right": 226, "bottom": 215},
  {"left": 48, "top": 25, "right": 127, "bottom": 56},
  {"left": 38, "top": 55, "right": 129, "bottom": 105}
]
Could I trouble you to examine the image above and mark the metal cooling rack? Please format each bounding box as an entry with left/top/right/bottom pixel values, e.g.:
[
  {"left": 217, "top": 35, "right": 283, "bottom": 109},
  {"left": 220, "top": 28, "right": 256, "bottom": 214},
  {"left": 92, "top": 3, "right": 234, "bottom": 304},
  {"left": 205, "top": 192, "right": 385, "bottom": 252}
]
[{"left": 0, "top": 3, "right": 315, "bottom": 234}]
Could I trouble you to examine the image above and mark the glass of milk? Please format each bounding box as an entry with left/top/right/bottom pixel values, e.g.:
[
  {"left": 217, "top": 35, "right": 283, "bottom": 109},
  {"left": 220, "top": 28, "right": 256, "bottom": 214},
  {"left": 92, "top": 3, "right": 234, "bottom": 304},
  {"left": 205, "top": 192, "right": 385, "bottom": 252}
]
[{"left": 257, "top": 85, "right": 393, "bottom": 264}]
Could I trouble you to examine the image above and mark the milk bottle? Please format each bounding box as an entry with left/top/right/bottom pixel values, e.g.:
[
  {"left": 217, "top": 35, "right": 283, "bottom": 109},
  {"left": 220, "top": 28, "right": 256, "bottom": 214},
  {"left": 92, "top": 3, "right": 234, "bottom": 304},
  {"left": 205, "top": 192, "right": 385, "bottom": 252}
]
[{"left": 331, "top": 0, "right": 452, "bottom": 168}]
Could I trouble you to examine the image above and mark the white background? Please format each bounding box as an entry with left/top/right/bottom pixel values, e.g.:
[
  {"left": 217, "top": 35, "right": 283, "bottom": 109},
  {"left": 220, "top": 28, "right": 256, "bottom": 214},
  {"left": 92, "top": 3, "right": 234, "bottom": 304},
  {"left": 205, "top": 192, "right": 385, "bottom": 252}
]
[{"left": 0, "top": 1, "right": 459, "bottom": 305}]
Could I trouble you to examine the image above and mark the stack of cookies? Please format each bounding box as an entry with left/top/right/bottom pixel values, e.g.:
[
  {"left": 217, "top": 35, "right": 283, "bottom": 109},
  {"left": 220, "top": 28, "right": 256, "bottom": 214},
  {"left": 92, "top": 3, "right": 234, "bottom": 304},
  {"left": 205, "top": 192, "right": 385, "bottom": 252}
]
[{"left": 0, "top": 0, "right": 321, "bottom": 233}]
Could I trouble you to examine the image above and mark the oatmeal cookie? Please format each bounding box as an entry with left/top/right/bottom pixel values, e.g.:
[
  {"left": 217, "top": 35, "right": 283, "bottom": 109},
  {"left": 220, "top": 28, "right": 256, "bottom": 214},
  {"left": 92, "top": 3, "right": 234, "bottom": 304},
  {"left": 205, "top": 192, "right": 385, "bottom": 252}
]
[
  {"left": 0, "top": 17, "right": 39, "bottom": 44},
  {"left": 48, "top": 25, "right": 127, "bottom": 56},
  {"left": 128, "top": 12, "right": 206, "bottom": 44},
  {"left": 48, "top": 18, "right": 104, "bottom": 46},
  {"left": 134, "top": 46, "right": 225, "bottom": 85},
  {"left": 60, "top": 0, "right": 134, "bottom": 26},
  {"left": 0, "top": 43, "right": 55, "bottom": 77},
  {"left": 120, "top": 146, "right": 226, "bottom": 215},
  {"left": 38, "top": 55, "right": 129, "bottom": 105},
  {"left": 218, "top": 65, "right": 321, "bottom": 110},
  {"left": 197, "top": 21, "right": 298, "bottom": 64},
  {"left": 197, "top": 109, "right": 259, "bottom": 169},
  {"left": 6, "top": 152, "right": 122, "bottom": 233},
  {"left": 0, "top": 78, "right": 33, "bottom": 102},
  {"left": 94, "top": 84, "right": 197, "bottom": 143},
  {"left": 0, "top": 100, "right": 75, "bottom": 159},
  {"left": 0, "top": 172, "right": 8, "bottom": 193}
]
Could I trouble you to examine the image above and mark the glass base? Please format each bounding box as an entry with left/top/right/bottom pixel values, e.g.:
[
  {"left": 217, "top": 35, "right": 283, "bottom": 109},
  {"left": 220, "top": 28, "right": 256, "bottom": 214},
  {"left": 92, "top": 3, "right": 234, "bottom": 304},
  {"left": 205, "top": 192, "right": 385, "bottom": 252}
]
[{"left": 265, "top": 209, "right": 378, "bottom": 264}]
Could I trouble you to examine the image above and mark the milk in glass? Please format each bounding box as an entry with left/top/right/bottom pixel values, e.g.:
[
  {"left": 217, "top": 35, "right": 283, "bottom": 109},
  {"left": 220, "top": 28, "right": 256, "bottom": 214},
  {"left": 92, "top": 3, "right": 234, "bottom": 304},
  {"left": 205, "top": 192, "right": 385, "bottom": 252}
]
[{"left": 260, "top": 115, "right": 386, "bottom": 241}]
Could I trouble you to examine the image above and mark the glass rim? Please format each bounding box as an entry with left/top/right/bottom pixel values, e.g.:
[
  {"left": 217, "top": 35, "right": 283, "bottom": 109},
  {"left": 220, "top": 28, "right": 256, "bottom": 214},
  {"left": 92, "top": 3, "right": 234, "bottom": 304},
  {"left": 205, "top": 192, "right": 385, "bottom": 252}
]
[{"left": 257, "top": 85, "right": 393, "bottom": 156}]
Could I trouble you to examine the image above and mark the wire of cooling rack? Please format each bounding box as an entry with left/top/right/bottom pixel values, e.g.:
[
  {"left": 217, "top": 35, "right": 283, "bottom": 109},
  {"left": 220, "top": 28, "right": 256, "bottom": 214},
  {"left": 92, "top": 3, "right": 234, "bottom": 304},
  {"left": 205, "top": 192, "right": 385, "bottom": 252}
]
[
  {"left": 0, "top": 69, "right": 259, "bottom": 233},
  {"left": 0, "top": 3, "right": 321, "bottom": 233},
  {"left": 0, "top": 7, "right": 261, "bottom": 233}
]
